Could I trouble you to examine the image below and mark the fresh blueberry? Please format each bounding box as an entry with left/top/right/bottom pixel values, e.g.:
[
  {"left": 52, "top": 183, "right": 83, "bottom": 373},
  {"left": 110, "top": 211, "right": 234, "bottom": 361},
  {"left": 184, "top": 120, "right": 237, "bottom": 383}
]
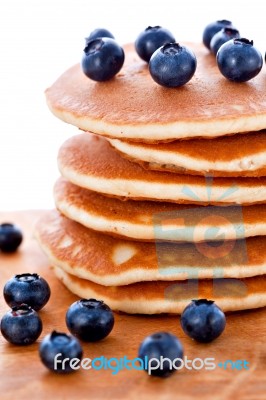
[
  {"left": 210, "top": 27, "right": 240, "bottom": 55},
  {"left": 180, "top": 299, "right": 226, "bottom": 343},
  {"left": 217, "top": 38, "right": 263, "bottom": 82},
  {"left": 0, "top": 223, "right": 23, "bottom": 253},
  {"left": 138, "top": 332, "right": 183, "bottom": 377},
  {"left": 135, "top": 26, "right": 175, "bottom": 62},
  {"left": 149, "top": 43, "right": 197, "bottom": 88},
  {"left": 81, "top": 37, "right": 124, "bottom": 81},
  {"left": 39, "top": 331, "right": 83, "bottom": 373},
  {"left": 203, "top": 20, "right": 233, "bottom": 50},
  {"left": 66, "top": 299, "right": 114, "bottom": 342},
  {"left": 0, "top": 304, "right": 42, "bottom": 345},
  {"left": 3, "top": 273, "right": 51, "bottom": 311},
  {"left": 85, "top": 28, "right": 114, "bottom": 44}
]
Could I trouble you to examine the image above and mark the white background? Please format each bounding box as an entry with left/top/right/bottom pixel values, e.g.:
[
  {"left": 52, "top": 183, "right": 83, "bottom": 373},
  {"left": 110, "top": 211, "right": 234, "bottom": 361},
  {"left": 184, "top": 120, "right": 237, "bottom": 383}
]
[{"left": 0, "top": 0, "right": 265, "bottom": 210}]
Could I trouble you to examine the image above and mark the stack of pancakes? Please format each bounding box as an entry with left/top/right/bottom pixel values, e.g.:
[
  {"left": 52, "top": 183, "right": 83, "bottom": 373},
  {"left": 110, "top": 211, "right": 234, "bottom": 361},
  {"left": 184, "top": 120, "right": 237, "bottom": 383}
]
[{"left": 35, "top": 43, "right": 266, "bottom": 314}]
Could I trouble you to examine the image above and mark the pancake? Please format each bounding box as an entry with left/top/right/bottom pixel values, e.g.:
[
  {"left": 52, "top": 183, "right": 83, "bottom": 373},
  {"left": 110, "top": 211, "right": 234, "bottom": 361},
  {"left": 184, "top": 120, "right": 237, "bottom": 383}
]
[
  {"left": 54, "top": 178, "right": 266, "bottom": 242},
  {"left": 35, "top": 210, "right": 266, "bottom": 286},
  {"left": 109, "top": 130, "right": 266, "bottom": 178},
  {"left": 54, "top": 266, "right": 266, "bottom": 314},
  {"left": 46, "top": 43, "right": 266, "bottom": 142},
  {"left": 58, "top": 133, "right": 266, "bottom": 205}
]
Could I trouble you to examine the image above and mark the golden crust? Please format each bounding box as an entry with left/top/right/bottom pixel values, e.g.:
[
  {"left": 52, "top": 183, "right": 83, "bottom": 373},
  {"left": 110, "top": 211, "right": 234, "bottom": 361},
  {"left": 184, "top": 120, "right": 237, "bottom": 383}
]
[
  {"left": 57, "top": 133, "right": 266, "bottom": 205},
  {"left": 109, "top": 130, "right": 266, "bottom": 177},
  {"left": 54, "top": 266, "right": 266, "bottom": 314},
  {"left": 54, "top": 178, "right": 266, "bottom": 241},
  {"left": 46, "top": 43, "right": 266, "bottom": 141},
  {"left": 35, "top": 210, "right": 266, "bottom": 286}
]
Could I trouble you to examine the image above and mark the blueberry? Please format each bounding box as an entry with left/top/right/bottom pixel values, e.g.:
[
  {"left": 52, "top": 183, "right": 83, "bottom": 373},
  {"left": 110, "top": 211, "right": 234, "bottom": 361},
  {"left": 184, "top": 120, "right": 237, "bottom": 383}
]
[
  {"left": 203, "top": 20, "right": 233, "bottom": 50},
  {"left": 180, "top": 299, "right": 226, "bottom": 343},
  {"left": 85, "top": 28, "right": 114, "bottom": 44},
  {"left": 0, "top": 223, "right": 23, "bottom": 253},
  {"left": 0, "top": 304, "right": 42, "bottom": 345},
  {"left": 81, "top": 38, "right": 124, "bottom": 81},
  {"left": 66, "top": 299, "right": 114, "bottom": 342},
  {"left": 149, "top": 43, "right": 197, "bottom": 88},
  {"left": 217, "top": 38, "right": 263, "bottom": 82},
  {"left": 39, "top": 331, "right": 83, "bottom": 373},
  {"left": 135, "top": 26, "right": 175, "bottom": 62},
  {"left": 210, "top": 27, "right": 240, "bottom": 55},
  {"left": 3, "top": 273, "right": 51, "bottom": 311},
  {"left": 138, "top": 332, "right": 183, "bottom": 377}
]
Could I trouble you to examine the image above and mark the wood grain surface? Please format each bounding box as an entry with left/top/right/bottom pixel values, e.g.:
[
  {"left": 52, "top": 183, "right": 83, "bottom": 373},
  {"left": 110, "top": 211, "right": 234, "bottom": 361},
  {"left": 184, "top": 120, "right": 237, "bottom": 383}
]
[{"left": 0, "top": 211, "right": 265, "bottom": 400}]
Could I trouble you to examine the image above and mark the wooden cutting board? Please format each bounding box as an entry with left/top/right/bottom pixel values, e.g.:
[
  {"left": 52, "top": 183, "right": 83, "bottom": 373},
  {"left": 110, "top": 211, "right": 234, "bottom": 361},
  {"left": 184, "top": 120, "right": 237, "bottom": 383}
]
[{"left": 0, "top": 211, "right": 265, "bottom": 400}]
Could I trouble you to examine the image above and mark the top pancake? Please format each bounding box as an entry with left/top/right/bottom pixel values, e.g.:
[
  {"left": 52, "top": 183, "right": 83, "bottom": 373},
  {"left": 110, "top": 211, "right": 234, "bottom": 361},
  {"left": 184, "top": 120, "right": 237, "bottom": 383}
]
[{"left": 46, "top": 43, "right": 266, "bottom": 142}]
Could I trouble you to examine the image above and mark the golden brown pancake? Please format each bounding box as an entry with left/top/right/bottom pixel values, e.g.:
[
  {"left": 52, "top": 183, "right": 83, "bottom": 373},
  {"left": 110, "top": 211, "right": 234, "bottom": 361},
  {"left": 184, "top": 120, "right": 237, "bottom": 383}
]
[
  {"left": 109, "top": 130, "right": 266, "bottom": 178},
  {"left": 35, "top": 210, "right": 266, "bottom": 286},
  {"left": 58, "top": 133, "right": 266, "bottom": 205},
  {"left": 54, "top": 178, "right": 266, "bottom": 242},
  {"left": 46, "top": 43, "right": 266, "bottom": 142},
  {"left": 54, "top": 266, "right": 266, "bottom": 314}
]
